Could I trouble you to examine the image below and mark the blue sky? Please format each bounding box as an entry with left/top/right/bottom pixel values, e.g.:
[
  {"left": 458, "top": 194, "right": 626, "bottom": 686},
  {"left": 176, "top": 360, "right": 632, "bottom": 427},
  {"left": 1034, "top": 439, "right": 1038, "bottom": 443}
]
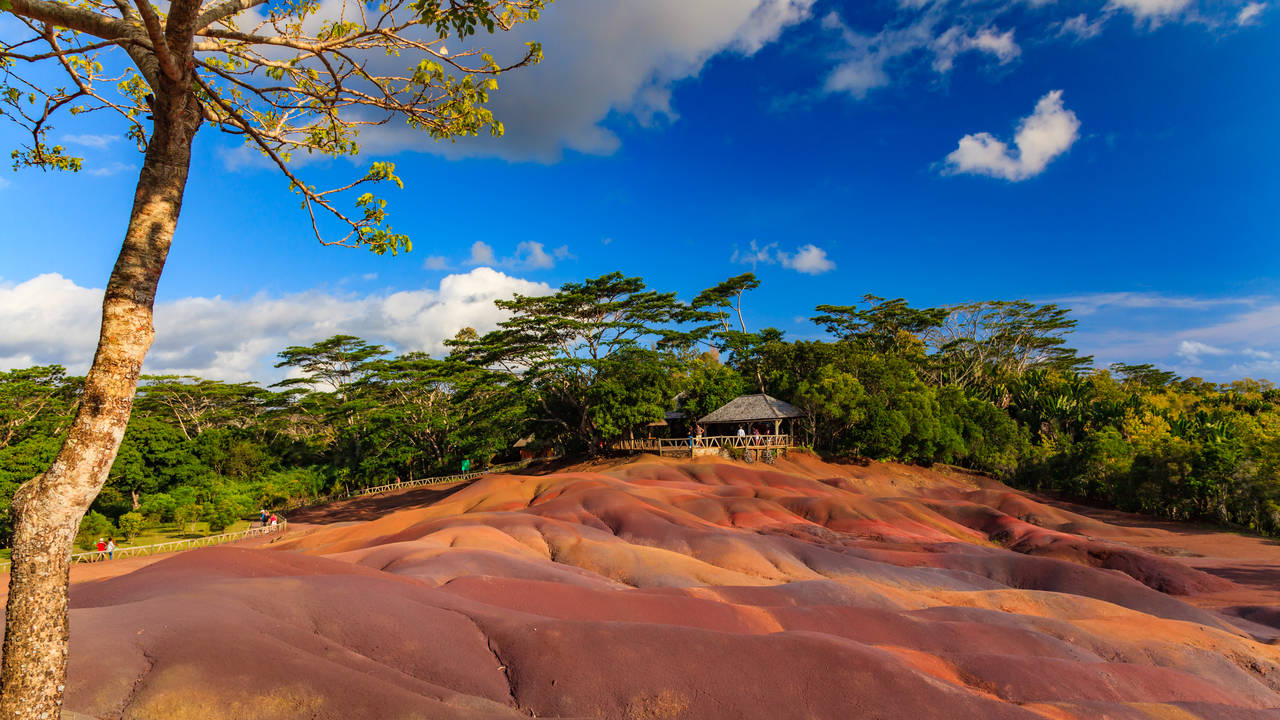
[{"left": 1, "top": 0, "right": 1277, "bottom": 383}]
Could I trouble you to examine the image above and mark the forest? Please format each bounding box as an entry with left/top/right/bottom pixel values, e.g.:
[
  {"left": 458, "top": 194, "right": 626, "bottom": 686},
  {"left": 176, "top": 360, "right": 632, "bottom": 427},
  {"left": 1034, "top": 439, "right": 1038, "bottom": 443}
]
[{"left": 4, "top": 272, "right": 1279, "bottom": 549}]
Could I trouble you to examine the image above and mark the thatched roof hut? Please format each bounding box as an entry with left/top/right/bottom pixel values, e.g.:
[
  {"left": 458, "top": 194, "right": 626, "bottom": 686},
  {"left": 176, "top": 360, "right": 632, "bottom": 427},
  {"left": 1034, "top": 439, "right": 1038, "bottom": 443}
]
[{"left": 698, "top": 394, "right": 803, "bottom": 425}]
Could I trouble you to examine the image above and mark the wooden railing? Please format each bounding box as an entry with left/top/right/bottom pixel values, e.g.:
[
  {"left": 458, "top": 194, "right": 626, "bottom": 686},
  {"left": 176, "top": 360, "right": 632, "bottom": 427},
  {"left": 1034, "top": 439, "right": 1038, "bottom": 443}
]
[
  {"left": 0, "top": 458, "right": 545, "bottom": 573},
  {"left": 0, "top": 522, "right": 288, "bottom": 573},
  {"left": 613, "top": 434, "right": 794, "bottom": 457}
]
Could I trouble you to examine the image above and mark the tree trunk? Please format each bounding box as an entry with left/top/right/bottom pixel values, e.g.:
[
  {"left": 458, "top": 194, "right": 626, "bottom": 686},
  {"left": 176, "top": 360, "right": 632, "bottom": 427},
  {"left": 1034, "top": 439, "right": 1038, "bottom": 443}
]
[{"left": 0, "top": 80, "right": 201, "bottom": 719}]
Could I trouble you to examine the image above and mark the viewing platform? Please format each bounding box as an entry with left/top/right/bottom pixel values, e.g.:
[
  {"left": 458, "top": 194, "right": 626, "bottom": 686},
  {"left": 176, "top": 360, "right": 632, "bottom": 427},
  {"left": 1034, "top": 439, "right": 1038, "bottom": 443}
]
[{"left": 612, "top": 434, "right": 795, "bottom": 461}]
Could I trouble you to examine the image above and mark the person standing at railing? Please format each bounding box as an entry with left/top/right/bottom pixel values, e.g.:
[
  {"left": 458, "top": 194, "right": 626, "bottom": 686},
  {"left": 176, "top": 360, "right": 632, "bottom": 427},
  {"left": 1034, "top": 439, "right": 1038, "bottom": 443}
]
[
  {"left": 94, "top": 538, "right": 106, "bottom": 561},
  {"left": 269, "top": 514, "right": 279, "bottom": 532},
  {"left": 106, "top": 537, "right": 115, "bottom": 560},
  {"left": 260, "top": 508, "right": 269, "bottom": 527}
]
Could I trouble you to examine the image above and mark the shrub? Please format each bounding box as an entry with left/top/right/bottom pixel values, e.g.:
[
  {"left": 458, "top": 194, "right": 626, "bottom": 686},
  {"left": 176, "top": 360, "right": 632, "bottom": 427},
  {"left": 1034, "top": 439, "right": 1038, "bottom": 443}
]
[
  {"left": 75, "top": 511, "right": 115, "bottom": 551},
  {"left": 138, "top": 492, "right": 177, "bottom": 523},
  {"left": 117, "top": 512, "right": 145, "bottom": 541},
  {"left": 174, "top": 503, "right": 202, "bottom": 533}
]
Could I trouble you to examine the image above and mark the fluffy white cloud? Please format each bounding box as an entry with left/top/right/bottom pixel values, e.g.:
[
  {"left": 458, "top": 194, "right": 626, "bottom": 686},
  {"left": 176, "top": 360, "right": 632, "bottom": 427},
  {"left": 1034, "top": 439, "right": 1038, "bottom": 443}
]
[
  {"left": 466, "top": 241, "right": 497, "bottom": 266},
  {"left": 357, "top": 0, "right": 815, "bottom": 161},
  {"left": 1237, "top": 2, "right": 1267, "bottom": 25},
  {"left": 1107, "top": 0, "right": 1192, "bottom": 22},
  {"left": 942, "top": 90, "right": 1080, "bottom": 181},
  {"left": 731, "top": 240, "right": 836, "bottom": 274},
  {"left": 462, "top": 241, "right": 572, "bottom": 270},
  {"left": 1177, "top": 340, "right": 1231, "bottom": 363},
  {"left": 0, "top": 270, "right": 551, "bottom": 381},
  {"left": 779, "top": 244, "right": 836, "bottom": 275}
]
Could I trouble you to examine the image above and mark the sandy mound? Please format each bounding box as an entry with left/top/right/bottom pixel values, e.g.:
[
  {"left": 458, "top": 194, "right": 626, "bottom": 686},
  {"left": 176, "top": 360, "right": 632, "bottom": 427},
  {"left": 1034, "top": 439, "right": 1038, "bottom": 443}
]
[{"left": 51, "top": 454, "right": 1280, "bottom": 719}]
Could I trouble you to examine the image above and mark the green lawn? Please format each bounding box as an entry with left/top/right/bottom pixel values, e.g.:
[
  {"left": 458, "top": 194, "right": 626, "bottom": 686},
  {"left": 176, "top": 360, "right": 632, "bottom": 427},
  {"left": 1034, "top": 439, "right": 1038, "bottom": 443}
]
[{"left": 71, "top": 519, "right": 261, "bottom": 553}]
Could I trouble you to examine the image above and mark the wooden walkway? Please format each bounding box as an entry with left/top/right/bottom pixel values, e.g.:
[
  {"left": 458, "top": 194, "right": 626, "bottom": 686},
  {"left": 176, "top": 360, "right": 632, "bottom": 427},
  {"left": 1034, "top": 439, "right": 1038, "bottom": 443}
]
[{"left": 613, "top": 434, "right": 794, "bottom": 461}]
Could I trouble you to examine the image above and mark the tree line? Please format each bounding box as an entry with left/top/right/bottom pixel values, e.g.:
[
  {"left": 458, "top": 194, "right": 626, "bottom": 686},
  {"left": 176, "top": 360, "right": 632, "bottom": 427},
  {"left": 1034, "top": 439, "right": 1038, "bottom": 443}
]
[{"left": 3, "top": 271, "right": 1279, "bottom": 548}]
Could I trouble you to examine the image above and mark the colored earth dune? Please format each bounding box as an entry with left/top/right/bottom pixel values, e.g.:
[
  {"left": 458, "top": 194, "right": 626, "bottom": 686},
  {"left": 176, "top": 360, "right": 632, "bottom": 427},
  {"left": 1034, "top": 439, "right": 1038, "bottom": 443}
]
[{"left": 51, "top": 455, "right": 1280, "bottom": 719}]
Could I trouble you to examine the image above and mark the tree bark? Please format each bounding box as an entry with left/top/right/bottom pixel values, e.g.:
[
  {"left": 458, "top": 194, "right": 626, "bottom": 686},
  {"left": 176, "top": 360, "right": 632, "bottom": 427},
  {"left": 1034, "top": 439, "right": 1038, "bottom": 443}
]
[{"left": 0, "top": 76, "right": 201, "bottom": 719}]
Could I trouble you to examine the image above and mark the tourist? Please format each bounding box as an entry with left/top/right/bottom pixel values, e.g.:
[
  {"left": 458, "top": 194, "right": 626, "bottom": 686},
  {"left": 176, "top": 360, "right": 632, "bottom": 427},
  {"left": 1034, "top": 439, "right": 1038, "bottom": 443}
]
[
  {"left": 106, "top": 537, "right": 115, "bottom": 560},
  {"left": 737, "top": 424, "right": 746, "bottom": 439},
  {"left": 269, "top": 513, "right": 279, "bottom": 531},
  {"left": 695, "top": 424, "right": 706, "bottom": 446},
  {"left": 94, "top": 538, "right": 106, "bottom": 561},
  {"left": 752, "top": 426, "right": 762, "bottom": 446},
  {"left": 260, "top": 508, "right": 268, "bottom": 527}
]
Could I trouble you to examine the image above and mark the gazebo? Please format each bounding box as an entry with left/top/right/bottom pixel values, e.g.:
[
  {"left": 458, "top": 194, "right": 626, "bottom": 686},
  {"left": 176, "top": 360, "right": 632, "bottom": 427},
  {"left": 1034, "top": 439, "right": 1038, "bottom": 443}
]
[
  {"left": 609, "top": 394, "right": 801, "bottom": 461},
  {"left": 698, "top": 393, "right": 803, "bottom": 437}
]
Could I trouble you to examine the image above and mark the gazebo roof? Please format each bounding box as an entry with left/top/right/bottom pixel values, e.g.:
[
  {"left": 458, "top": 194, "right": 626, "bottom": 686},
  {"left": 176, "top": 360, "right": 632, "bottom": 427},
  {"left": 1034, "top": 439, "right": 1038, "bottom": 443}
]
[{"left": 698, "top": 394, "right": 804, "bottom": 424}]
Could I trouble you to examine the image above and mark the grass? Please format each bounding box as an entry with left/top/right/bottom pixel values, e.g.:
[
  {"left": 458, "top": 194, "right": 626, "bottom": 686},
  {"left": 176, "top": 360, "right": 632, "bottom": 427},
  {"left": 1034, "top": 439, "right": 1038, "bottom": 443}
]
[{"left": 72, "top": 519, "right": 261, "bottom": 553}]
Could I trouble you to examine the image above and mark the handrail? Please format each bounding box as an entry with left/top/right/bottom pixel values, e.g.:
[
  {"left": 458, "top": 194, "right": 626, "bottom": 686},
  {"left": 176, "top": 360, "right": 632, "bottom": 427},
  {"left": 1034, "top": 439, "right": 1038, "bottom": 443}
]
[
  {"left": 613, "top": 434, "right": 794, "bottom": 451},
  {"left": 0, "top": 458, "right": 542, "bottom": 573},
  {"left": 0, "top": 522, "right": 287, "bottom": 573}
]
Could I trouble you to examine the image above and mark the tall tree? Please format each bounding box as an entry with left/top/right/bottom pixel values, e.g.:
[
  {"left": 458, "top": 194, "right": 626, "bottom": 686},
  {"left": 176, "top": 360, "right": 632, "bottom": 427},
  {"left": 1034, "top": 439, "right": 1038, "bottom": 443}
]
[
  {"left": 134, "top": 375, "right": 271, "bottom": 440},
  {"left": 451, "top": 273, "right": 688, "bottom": 451},
  {"left": 813, "top": 295, "right": 948, "bottom": 356},
  {"left": 0, "top": 0, "right": 547, "bottom": 712},
  {"left": 692, "top": 272, "right": 767, "bottom": 391},
  {"left": 925, "top": 301, "right": 1092, "bottom": 401}
]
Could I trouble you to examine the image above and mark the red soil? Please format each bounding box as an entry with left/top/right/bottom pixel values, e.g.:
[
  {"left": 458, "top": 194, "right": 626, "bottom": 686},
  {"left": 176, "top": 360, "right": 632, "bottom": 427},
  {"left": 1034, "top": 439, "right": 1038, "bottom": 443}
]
[{"left": 42, "top": 454, "right": 1280, "bottom": 719}]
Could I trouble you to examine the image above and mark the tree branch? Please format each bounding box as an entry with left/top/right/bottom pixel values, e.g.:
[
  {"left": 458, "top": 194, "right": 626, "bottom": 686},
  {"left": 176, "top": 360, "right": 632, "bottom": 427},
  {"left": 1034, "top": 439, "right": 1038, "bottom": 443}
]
[
  {"left": 7, "top": 0, "right": 131, "bottom": 40},
  {"left": 131, "top": 0, "right": 182, "bottom": 81},
  {"left": 194, "top": 0, "right": 267, "bottom": 31}
]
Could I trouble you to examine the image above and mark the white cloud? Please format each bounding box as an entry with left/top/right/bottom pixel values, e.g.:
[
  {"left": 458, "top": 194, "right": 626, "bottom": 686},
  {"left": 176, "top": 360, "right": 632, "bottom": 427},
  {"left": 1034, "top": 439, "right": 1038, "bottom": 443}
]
[
  {"left": 1052, "top": 291, "right": 1259, "bottom": 315},
  {"left": 463, "top": 240, "right": 572, "bottom": 271},
  {"left": 822, "top": 9, "right": 1022, "bottom": 99},
  {"left": 1177, "top": 340, "right": 1231, "bottom": 363},
  {"left": 0, "top": 270, "right": 552, "bottom": 381},
  {"left": 942, "top": 90, "right": 1080, "bottom": 181},
  {"left": 779, "top": 244, "right": 836, "bottom": 275},
  {"left": 466, "top": 241, "right": 498, "bottom": 266},
  {"left": 0, "top": 176, "right": 10, "bottom": 190},
  {"left": 358, "top": 0, "right": 815, "bottom": 161},
  {"left": 1107, "top": 0, "right": 1192, "bottom": 22},
  {"left": 731, "top": 239, "right": 836, "bottom": 274},
  {"left": 61, "top": 133, "right": 119, "bottom": 150},
  {"left": 1237, "top": 2, "right": 1267, "bottom": 25},
  {"left": 1055, "top": 13, "right": 1107, "bottom": 40},
  {"left": 422, "top": 255, "right": 450, "bottom": 271},
  {"left": 1062, "top": 292, "right": 1280, "bottom": 381}
]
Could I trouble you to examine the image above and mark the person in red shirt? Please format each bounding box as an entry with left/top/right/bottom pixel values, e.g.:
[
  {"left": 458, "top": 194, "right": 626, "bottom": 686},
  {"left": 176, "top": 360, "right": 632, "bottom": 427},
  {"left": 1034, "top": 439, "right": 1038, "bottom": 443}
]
[{"left": 94, "top": 538, "right": 106, "bottom": 560}]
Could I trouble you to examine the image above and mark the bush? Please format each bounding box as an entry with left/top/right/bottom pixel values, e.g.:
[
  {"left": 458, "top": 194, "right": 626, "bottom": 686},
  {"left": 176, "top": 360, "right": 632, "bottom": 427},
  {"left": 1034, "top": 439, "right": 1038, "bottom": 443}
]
[
  {"left": 174, "top": 502, "right": 202, "bottom": 533},
  {"left": 139, "top": 492, "right": 177, "bottom": 523},
  {"left": 204, "top": 498, "right": 240, "bottom": 533},
  {"left": 75, "top": 511, "right": 115, "bottom": 551},
  {"left": 117, "top": 512, "right": 145, "bottom": 541}
]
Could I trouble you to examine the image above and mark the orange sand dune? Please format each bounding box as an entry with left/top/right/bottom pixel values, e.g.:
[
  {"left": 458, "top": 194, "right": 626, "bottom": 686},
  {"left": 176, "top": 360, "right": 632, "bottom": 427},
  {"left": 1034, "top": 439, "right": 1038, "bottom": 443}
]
[{"left": 50, "top": 454, "right": 1280, "bottom": 719}]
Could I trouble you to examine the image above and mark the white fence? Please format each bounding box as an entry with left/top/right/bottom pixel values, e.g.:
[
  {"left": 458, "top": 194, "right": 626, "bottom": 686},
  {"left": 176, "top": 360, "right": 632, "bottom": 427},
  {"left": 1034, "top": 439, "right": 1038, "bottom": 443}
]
[
  {"left": 0, "top": 522, "right": 287, "bottom": 573},
  {"left": 1, "top": 459, "right": 540, "bottom": 573}
]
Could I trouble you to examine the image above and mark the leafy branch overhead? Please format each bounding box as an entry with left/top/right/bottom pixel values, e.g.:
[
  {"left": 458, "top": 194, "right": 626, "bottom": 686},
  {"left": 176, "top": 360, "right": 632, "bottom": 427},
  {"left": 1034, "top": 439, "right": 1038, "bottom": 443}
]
[{"left": 0, "top": 0, "right": 548, "bottom": 253}]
